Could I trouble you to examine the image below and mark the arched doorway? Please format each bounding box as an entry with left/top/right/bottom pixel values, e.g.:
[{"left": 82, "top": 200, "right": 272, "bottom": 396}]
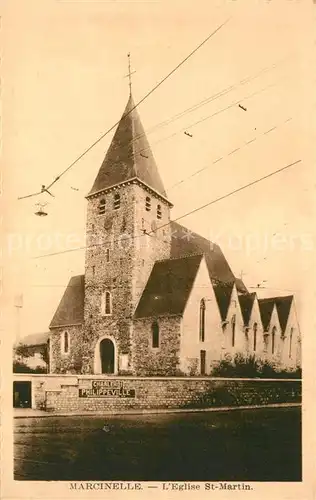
[{"left": 100, "top": 338, "right": 115, "bottom": 374}]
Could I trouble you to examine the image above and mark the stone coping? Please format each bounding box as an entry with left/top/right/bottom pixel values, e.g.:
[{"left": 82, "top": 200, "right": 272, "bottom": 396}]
[
  {"left": 13, "top": 374, "right": 302, "bottom": 382},
  {"left": 13, "top": 402, "right": 302, "bottom": 419}
]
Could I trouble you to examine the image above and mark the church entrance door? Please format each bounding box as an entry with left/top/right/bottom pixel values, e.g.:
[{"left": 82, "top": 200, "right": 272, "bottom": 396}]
[{"left": 100, "top": 339, "right": 115, "bottom": 374}]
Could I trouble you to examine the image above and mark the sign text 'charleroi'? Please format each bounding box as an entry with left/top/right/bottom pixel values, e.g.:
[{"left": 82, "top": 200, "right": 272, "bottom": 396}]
[{"left": 79, "top": 380, "right": 136, "bottom": 398}]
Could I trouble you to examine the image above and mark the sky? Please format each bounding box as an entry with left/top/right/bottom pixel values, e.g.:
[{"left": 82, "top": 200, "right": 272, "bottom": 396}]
[{"left": 2, "top": 0, "right": 315, "bottom": 340}]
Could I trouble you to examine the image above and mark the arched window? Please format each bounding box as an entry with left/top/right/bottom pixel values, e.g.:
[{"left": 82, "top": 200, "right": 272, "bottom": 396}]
[
  {"left": 253, "top": 322, "right": 258, "bottom": 352},
  {"left": 101, "top": 291, "right": 112, "bottom": 316},
  {"left": 157, "top": 204, "right": 162, "bottom": 219},
  {"left": 289, "top": 327, "right": 294, "bottom": 358},
  {"left": 199, "top": 298, "right": 206, "bottom": 342},
  {"left": 271, "top": 326, "right": 276, "bottom": 354},
  {"left": 99, "top": 198, "right": 106, "bottom": 215},
  {"left": 113, "top": 193, "right": 120, "bottom": 210},
  {"left": 231, "top": 314, "right": 236, "bottom": 347},
  {"left": 62, "top": 331, "right": 69, "bottom": 354},
  {"left": 152, "top": 321, "right": 159, "bottom": 348},
  {"left": 145, "top": 196, "right": 151, "bottom": 211}
]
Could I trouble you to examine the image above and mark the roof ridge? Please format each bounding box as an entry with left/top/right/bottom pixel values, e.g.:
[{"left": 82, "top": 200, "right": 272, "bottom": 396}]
[{"left": 155, "top": 252, "right": 204, "bottom": 264}]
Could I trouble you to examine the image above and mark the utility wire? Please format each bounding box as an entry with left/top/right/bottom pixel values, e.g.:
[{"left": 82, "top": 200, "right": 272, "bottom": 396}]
[
  {"left": 168, "top": 116, "right": 293, "bottom": 191},
  {"left": 32, "top": 158, "right": 301, "bottom": 260},
  {"left": 38, "top": 19, "right": 230, "bottom": 192},
  {"left": 94, "top": 54, "right": 292, "bottom": 159}
]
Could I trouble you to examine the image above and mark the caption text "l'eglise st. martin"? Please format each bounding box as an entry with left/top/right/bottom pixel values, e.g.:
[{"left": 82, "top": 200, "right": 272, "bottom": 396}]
[{"left": 69, "top": 482, "right": 253, "bottom": 491}]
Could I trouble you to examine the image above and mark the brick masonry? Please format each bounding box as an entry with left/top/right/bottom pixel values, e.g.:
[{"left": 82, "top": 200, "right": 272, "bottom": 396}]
[{"left": 13, "top": 375, "right": 301, "bottom": 413}]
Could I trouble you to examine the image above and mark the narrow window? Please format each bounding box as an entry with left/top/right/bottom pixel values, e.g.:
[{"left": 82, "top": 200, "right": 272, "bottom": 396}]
[
  {"left": 289, "top": 327, "right": 294, "bottom": 358},
  {"left": 271, "top": 326, "right": 276, "bottom": 354},
  {"left": 231, "top": 314, "right": 236, "bottom": 347},
  {"left": 253, "top": 322, "right": 258, "bottom": 352},
  {"left": 157, "top": 204, "right": 162, "bottom": 219},
  {"left": 101, "top": 291, "right": 112, "bottom": 316},
  {"left": 99, "top": 199, "right": 106, "bottom": 215},
  {"left": 199, "top": 298, "right": 206, "bottom": 342},
  {"left": 62, "top": 331, "right": 69, "bottom": 354},
  {"left": 113, "top": 193, "right": 120, "bottom": 210},
  {"left": 106, "top": 248, "right": 110, "bottom": 263},
  {"left": 92, "top": 265, "right": 95, "bottom": 276},
  {"left": 145, "top": 196, "right": 151, "bottom": 212},
  {"left": 200, "top": 350, "right": 206, "bottom": 375},
  {"left": 152, "top": 321, "right": 159, "bottom": 348}
]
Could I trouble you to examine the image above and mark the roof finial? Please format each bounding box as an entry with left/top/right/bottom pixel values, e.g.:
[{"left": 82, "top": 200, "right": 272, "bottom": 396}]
[{"left": 125, "top": 52, "right": 136, "bottom": 96}]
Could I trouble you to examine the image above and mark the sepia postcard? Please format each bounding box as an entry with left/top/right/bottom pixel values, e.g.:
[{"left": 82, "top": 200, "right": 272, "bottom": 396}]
[{"left": 1, "top": 0, "right": 315, "bottom": 499}]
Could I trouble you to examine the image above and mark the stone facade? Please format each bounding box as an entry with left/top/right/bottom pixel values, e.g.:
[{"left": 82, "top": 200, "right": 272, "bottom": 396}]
[
  {"left": 82, "top": 181, "right": 172, "bottom": 375},
  {"left": 132, "top": 316, "right": 181, "bottom": 376}
]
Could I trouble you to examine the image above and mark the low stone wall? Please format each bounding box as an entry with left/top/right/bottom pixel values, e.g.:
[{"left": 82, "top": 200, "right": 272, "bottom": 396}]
[{"left": 13, "top": 374, "right": 301, "bottom": 413}]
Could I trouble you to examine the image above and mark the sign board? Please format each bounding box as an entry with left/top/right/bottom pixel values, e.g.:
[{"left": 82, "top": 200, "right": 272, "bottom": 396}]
[{"left": 79, "top": 379, "right": 135, "bottom": 398}]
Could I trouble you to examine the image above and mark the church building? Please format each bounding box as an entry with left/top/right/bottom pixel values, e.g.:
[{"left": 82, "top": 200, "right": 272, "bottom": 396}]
[{"left": 49, "top": 91, "right": 301, "bottom": 376}]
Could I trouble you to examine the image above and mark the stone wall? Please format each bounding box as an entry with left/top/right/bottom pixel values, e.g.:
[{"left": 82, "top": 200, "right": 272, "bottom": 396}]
[
  {"left": 132, "top": 317, "right": 182, "bottom": 376},
  {"left": 14, "top": 374, "right": 301, "bottom": 413},
  {"left": 50, "top": 325, "right": 84, "bottom": 374}
]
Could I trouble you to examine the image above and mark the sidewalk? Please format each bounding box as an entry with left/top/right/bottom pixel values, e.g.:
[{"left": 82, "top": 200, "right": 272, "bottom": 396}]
[{"left": 14, "top": 402, "right": 301, "bottom": 419}]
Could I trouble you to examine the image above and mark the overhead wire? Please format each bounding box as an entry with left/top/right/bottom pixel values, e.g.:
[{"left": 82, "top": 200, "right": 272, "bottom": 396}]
[
  {"left": 31, "top": 19, "right": 230, "bottom": 193},
  {"left": 32, "top": 158, "right": 302, "bottom": 260}
]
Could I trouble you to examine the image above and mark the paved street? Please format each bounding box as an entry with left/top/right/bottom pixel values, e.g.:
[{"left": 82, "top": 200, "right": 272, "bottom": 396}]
[{"left": 14, "top": 406, "right": 301, "bottom": 482}]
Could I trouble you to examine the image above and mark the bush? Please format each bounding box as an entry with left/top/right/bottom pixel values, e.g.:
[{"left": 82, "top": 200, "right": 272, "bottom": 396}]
[
  {"left": 211, "top": 353, "right": 301, "bottom": 379},
  {"left": 13, "top": 361, "right": 47, "bottom": 374}
]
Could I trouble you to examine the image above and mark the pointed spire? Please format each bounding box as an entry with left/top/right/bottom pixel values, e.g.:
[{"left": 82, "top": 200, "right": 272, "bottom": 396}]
[{"left": 88, "top": 93, "right": 169, "bottom": 200}]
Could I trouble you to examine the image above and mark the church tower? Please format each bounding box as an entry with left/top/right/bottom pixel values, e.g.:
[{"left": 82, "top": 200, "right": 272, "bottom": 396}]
[{"left": 84, "top": 91, "right": 173, "bottom": 374}]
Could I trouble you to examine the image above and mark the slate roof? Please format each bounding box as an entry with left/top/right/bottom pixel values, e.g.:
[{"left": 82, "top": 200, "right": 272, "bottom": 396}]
[
  {"left": 238, "top": 293, "right": 256, "bottom": 326},
  {"left": 258, "top": 295, "right": 294, "bottom": 332},
  {"left": 16, "top": 332, "right": 49, "bottom": 347},
  {"left": 258, "top": 298, "right": 275, "bottom": 331},
  {"left": 88, "top": 94, "right": 167, "bottom": 199},
  {"left": 170, "top": 221, "right": 247, "bottom": 292},
  {"left": 49, "top": 275, "right": 85, "bottom": 328},
  {"left": 212, "top": 283, "right": 234, "bottom": 321},
  {"left": 134, "top": 254, "right": 203, "bottom": 319},
  {"left": 271, "top": 295, "right": 293, "bottom": 333}
]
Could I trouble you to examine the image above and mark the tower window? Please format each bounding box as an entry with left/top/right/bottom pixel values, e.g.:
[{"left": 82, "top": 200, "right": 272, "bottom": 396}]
[
  {"left": 106, "top": 248, "right": 110, "bottom": 263},
  {"left": 289, "top": 327, "right": 294, "bottom": 358},
  {"left": 145, "top": 196, "right": 151, "bottom": 211},
  {"left": 92, "top": 265, "right": 95, "bottom": 276},
  {"left": 114, "top": 193, "right": 120, "bottom": 210},
  {"left": 62, "top": 331, "right": 69, "bottom": 354},
  {"left": 231, "top": 314, "right": 236, "bottom": 347},
  {"left": 99, "top": 199, "right": 106, "bottom": 215},
  {"left": 253, "top": 322, "right": 258, "bottom": 352},
  {"left": 152, "top": 320, "right": 159, "bottom": 348},
  {"left": 101, "top": 291, "right": 112, "bottom": 316},
  {"left": 271, "top": 326, "right": 276, "bottom": 354},
  {"left": 199, "top": 298, "right": 206, "bottom": 342},
  {"left": 157, "top": 204, "right": 162, "bottom": 219}
]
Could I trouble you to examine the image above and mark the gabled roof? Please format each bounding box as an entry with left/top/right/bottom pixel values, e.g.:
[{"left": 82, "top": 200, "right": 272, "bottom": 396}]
[
  {"left": 238, "top": 293, "right": 256, "bottom": 326},
  {"left": 258, "top": 295, "right": 294, "bottom": 333},
  {"left": 272, "top": 295, "right": 293, "bottom": 333},
  {"left": 170, "top": 221, "right": 247, "bottom": 293},
  {"left": 258, "top": 298, "right": 275, "bottom": 331},
  {"left": 15, "top": 332, "right": 49, "bottom": 348},
  {"left": 49, "top": 275, "right": 85, "bottom": 328},
  {"left": 212, "top": 283, "right": 234, "bottom": 321},
  {"left": 88, "top": 94, "right": 167, "bottom": 199},
  {"left": 134, "top": 254, "right": 203, "bottom": 319}
]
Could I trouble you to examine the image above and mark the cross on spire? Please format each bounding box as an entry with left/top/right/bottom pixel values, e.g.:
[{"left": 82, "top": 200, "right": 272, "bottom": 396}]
[{"left": 125, "top": 52, "right": 136, "bottom": 95}]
